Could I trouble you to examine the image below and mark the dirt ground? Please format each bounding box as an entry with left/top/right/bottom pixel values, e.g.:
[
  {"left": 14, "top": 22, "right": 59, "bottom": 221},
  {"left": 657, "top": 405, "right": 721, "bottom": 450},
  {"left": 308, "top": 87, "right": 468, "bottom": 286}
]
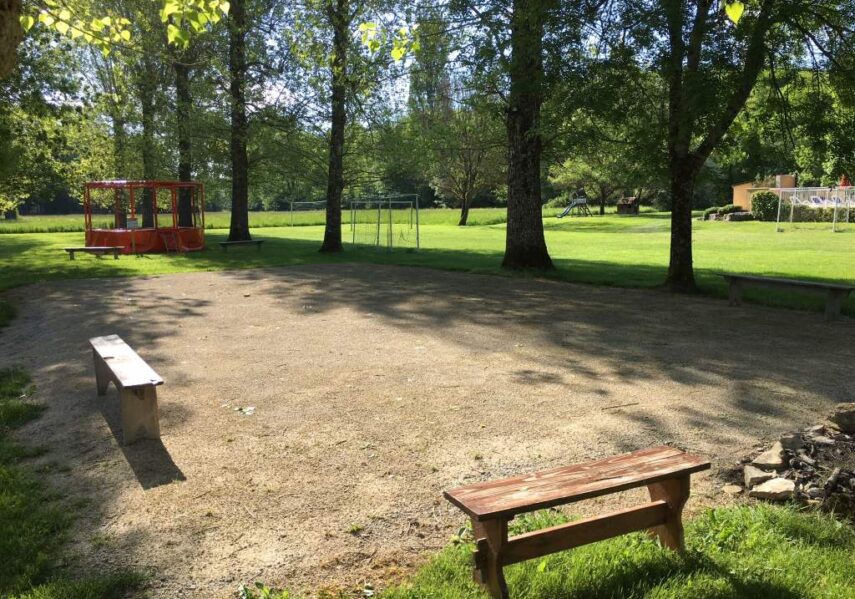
[{"left": 1, "top": 264, "right": 853, "bottom": 597}]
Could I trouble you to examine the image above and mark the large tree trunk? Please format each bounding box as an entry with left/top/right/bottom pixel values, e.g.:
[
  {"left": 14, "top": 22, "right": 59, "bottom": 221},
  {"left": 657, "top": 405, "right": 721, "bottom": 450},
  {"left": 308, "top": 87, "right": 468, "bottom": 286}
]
[
  {"left": 0, "top": 0, "right": 22, "bottom": 79},
  {"left": 174, "top": 59, "right": 194, "bottom": 227},
  {"left": 138, "top": 57, "right": 157, "bottom": 228},
  {"left": 502, "top": 0, "right": 553, "bottom": 270},
  {"left": 666, "top": 158, "right": 699, "bottom": 293},
  {"left": 227, "top": 0, "right": 251, "bottom": 241},
  {"left": 320, "top": 0, "right": 348, "bottom": 253}
]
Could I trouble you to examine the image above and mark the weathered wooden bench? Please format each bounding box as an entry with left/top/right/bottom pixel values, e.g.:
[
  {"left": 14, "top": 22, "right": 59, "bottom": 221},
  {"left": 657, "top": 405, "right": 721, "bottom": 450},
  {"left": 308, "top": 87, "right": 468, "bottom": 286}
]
[
  {"left": 444, "top": 446, "right": 710, "bottom": 599},
  {"left": 64, "top": 246, "right": 124, "bottom": 260},
  {"left": 90, "top": 334, "right": 163, "bottom": 445},
  {"left": 218, "top": 239, "right": 264, "bottom": 251},
  {"left": 720, "top": 273, "right": 854, "bottom": 321}
]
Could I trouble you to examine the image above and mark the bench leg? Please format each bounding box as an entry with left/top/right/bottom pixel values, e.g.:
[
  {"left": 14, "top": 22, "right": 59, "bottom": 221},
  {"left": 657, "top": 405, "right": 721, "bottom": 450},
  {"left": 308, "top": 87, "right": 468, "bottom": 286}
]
[
  {"left": 93, "top": 351, "right": 111, "bottom": 396},
  {"left": 68, "top": 251, "right": 75, "bottom": 260},
  {"left": 120, "top": 386, "right": 161, "bottom": 445},
  {"left": 646, "top": 475, "right": 690, "bottom": 553},
  {"left": 472, "top": 518, "right": 509, "bottom": 599},
  {"left": 825, "top": 290, "right": 847, "bottom": 322},
  {"left": 728, "top": 281, "right": 742, "bottom": 306}
]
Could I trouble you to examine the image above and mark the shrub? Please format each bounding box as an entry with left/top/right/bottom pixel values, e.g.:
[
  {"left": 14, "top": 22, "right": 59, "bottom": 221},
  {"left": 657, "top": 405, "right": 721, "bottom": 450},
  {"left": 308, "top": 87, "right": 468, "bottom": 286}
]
[
  {"left": 751, "top": 191, "right": 779, "bottom": 221},
  {"left": 716, "top": 204, "right": 742, "bottom": 215}
]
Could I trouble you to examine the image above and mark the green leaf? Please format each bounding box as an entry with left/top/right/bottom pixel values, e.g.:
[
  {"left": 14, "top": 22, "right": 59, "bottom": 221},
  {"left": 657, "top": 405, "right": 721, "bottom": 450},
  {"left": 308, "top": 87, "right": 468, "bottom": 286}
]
[
  {"left": 58, "top": 8, "right": 70, "bottom": 21},
  {"left": 38, "top": 12, "right": 56, "bottom": 26},
  {"left": 725, "top": 1, "right": 745, "bottom": 24},
  {"left": 56, "top": 20, "right": 69, "bottom": 35},
  {"left": 391, "top": 46, "right": 405, "bottom": 62},
  {"left": 19, "top": 14, "right": 35, "bottom": 31},
  {"left": 219, "top": 1, "right": 230, "bottom": 15},
  {"left": 161, "top": 1, "right": 179, "bottom": 22}
]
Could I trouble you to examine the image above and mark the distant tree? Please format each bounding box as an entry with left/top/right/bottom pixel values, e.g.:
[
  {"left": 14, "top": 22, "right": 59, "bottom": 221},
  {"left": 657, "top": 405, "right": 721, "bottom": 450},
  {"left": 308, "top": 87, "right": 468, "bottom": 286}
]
[{"left": 430, "top": 103, "right": 505, "bottom": 225}]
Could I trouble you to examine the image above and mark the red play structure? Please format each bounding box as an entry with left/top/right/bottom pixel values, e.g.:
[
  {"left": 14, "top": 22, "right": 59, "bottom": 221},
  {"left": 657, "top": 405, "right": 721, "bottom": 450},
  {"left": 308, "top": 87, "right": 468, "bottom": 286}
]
[{"left": 84, "top": 180, "right": 206, "bottom": 253}]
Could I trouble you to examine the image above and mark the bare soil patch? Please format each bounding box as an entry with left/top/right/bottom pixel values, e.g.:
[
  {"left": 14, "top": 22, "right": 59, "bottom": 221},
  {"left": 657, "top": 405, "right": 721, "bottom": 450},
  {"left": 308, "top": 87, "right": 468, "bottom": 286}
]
[{"left": 1, "top": 264, "right": 853, "bottom": 597}]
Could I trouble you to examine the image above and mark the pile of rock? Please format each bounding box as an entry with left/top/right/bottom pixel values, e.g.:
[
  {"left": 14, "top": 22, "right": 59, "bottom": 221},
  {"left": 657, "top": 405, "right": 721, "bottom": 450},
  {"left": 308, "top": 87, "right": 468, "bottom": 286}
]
[{"left": 732, "top": 403, "right": 855, "bottom": 513}]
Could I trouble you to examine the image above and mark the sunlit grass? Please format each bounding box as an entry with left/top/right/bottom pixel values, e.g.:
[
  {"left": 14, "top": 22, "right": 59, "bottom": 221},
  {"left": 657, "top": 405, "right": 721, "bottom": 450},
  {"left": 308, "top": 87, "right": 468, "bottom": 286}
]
[
  {"left": 239, "top": 505, "right": 855, "bottom": 599},
  {"left": 1, "top": 212, "right": 853, "bottom": 315}
]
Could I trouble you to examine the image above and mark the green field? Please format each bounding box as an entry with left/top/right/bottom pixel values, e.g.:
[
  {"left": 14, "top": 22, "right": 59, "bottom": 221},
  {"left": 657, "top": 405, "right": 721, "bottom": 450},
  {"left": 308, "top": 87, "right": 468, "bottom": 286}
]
[{"left": 1, "top": 211, "right": 853, "bottom": 315}]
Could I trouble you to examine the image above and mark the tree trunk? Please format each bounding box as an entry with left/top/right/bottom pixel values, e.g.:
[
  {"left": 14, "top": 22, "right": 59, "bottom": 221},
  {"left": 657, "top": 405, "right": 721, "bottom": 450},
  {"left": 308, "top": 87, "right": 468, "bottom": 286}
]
[
  {"left": 502, "top": 0, "right": 553, "bottom": 270},
  {"left": 138, "top": 57, "right": 157, "bottom": 228},
  {"left": 227, "top": 0, "right": 251, "bottom": 241},
  {"left": 666, "top": 158, "right": 699, "bottom": 293},
  {"left": 175, "top": 60, "right": 194, "bottom": 227},
  {"left": 599, "top": 196, "right": 606, "bottom": 216},
  {"left": 112, "top": 114, "right": 127, "bottom": 177},
  {"left": 320, "top": 0, "right": 348, "bottom": 253},
  {"left": 0, "top": 0, "right": 23, "bottom": 79},
  {"left": 458, "top": 198, "right": 470, "bottom": 226}
]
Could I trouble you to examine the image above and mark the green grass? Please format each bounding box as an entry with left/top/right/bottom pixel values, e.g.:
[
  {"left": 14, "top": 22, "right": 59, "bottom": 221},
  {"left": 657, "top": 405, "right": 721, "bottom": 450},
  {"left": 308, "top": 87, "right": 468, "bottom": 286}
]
[
  {"left": 0, "top": 367, "right": 141, "bottom": 598},
  {"left": 1, "top": 211, "right": 853, "bottom": 315},
  {"left": 0, "top": 208, "right": 519, "bottom": 233},
  {"left": 241, "top": 505, "right": 855, "bottom": 599}
]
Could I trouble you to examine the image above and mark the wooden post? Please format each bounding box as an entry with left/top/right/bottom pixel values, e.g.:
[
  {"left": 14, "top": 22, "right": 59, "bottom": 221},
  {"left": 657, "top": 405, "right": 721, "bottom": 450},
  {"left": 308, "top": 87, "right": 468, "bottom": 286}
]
[
  {"left": 120, "top": 386, "right": 161, "bottom": 444},
  {"left": 646, "top": 475, "right": 690, "bottom": 553},
  {"left": 471, "top": 517, "right": 509, "bottom": 599},
  {"left": 727, "top": 279, "right": 742, "bottom": 306},
  {"left": 93, "top": 351, "right": 111, "bottom": 396},
  {"left": 825, "top": 290, "right": 847, "bottom": 322}
]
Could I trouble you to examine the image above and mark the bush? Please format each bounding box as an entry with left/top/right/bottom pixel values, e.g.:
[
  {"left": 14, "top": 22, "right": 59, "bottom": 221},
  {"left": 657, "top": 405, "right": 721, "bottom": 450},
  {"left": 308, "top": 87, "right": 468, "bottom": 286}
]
[
  {"left": 751, "top": 191, "right": 779, "bottom": 221},
  {"left": 716, "top": 204, "right": 742, "bottom": 215},
  {"left": 702, "top": 206, "right": 719, "bottom": 218}
]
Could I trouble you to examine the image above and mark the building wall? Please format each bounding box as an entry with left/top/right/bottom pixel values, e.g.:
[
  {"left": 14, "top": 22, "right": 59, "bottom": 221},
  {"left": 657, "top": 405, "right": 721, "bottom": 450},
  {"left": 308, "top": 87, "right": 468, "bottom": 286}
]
[{"left": 732, "top": 182, "right": 754, "bottom": 211}]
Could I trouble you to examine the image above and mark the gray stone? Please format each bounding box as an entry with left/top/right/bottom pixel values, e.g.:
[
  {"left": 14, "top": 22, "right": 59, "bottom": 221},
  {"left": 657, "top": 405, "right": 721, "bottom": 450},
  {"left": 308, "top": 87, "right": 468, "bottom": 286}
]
[
  {"left": 796, "top": 451, "right": 816, "bottom": 466},
  {"left": 744, "top": 464, "right": 775, "bottom": 487},
  {"left": 809, "top": 435, "right": 835, "bottom": 446},
  {"left": 749, "top": 478, "right": 795, "bottom": 501},
  {"left": 805, "top": 424, "right": 825, "bottom": 433},
  {"left": 806, "top": 486, "right": 823, "bottom": 499},
  {"left": 724, "top": 211, "right": 755, "bottom": 222},
  {"left": 828, "top": 403, "right": 855, "bottom": 434},
  {"left": 722, "top": 484, "right": 743, "bottom": 496},
  {"left": 752, "top": 442, "right": 785, "bottom": 469},
  {"left": 779, "top": 433, "right": 803, "bottom": 451}
]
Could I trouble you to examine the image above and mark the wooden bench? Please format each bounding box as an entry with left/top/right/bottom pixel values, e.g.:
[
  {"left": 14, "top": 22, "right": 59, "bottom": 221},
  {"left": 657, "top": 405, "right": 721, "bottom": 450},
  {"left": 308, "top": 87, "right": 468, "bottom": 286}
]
[
  {"left": 90, "top": 335, "right": 163, "bottom": 445},
  {"left": 720, "top": 273, "right": 854, "bottom": 321},
  {"left": 444, "top": 446, "right": 710, "bottom": 599},
  {"left": 64, "top": 246, "right": 124, "bottom": 260},
  {"left": 218, "top": 239, "right": 264, "bottom": 251}
]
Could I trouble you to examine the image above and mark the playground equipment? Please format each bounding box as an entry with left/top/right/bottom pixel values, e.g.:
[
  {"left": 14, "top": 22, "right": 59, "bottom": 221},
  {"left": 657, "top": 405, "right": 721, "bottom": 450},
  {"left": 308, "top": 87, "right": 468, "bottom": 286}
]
[
  {"left": 772, "top": 186, "right": 853, "bottom": 232},
  {"left": 556, "top": 197, "right": 592, "bottom": 218},
  {"left": 84, "top": 180, "right": 205, "bottom": 253}
]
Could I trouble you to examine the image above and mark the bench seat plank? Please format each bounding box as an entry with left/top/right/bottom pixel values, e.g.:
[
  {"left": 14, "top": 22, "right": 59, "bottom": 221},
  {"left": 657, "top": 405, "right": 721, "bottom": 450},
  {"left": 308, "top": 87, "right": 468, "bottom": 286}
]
[
  {"left": 89, "top": 334, "right": 163, "bottom": 389},
  {"left": 444, "top": 446, "right": 709, "bottom": 520},
  {"left": 721, "top": 273, "right": 854, "bottom": 292}
]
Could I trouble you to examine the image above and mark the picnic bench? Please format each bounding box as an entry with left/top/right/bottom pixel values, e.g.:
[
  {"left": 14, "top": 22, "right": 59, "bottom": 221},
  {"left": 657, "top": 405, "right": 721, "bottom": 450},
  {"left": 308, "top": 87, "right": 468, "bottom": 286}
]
[
  {"left": 219, "top": 239, "right": 264, "bottom": 251},
  {"left": 89, "top": 334, "right": 163, "bottom": 445},
  {"left": 444, "top": 446, "right": 710, "bottom": 599},
  {"left": 720, "top": 273, "right": 854, "bottom": 321},
  {"left": 64, "top": 246, "right": 124, "bottom": 260}
]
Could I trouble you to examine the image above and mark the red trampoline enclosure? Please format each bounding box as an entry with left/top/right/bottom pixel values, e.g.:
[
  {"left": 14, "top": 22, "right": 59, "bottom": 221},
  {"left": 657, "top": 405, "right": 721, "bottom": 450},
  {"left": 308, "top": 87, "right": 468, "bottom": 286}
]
[{"left": 84, "top": 180, "right": 206, "bottom": 253}]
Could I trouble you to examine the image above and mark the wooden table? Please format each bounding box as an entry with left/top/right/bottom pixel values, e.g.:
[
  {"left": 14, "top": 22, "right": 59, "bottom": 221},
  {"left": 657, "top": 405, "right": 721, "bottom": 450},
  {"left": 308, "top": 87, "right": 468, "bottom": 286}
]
[{"left": 444, "top": 446, "right": 710, "bottom": 599}]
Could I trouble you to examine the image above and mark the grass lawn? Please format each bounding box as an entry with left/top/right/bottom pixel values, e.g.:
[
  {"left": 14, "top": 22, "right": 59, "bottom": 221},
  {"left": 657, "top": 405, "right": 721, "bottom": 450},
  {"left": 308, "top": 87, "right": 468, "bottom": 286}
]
[
  {"left": 242, "top": 505, "right": 855, "bottom": 598},
  {"left": 0, "top": 367, "right": 141, "bottom": 598},
  {"left": 1, "top": 211, "right": 853, "bottom": 315}
]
